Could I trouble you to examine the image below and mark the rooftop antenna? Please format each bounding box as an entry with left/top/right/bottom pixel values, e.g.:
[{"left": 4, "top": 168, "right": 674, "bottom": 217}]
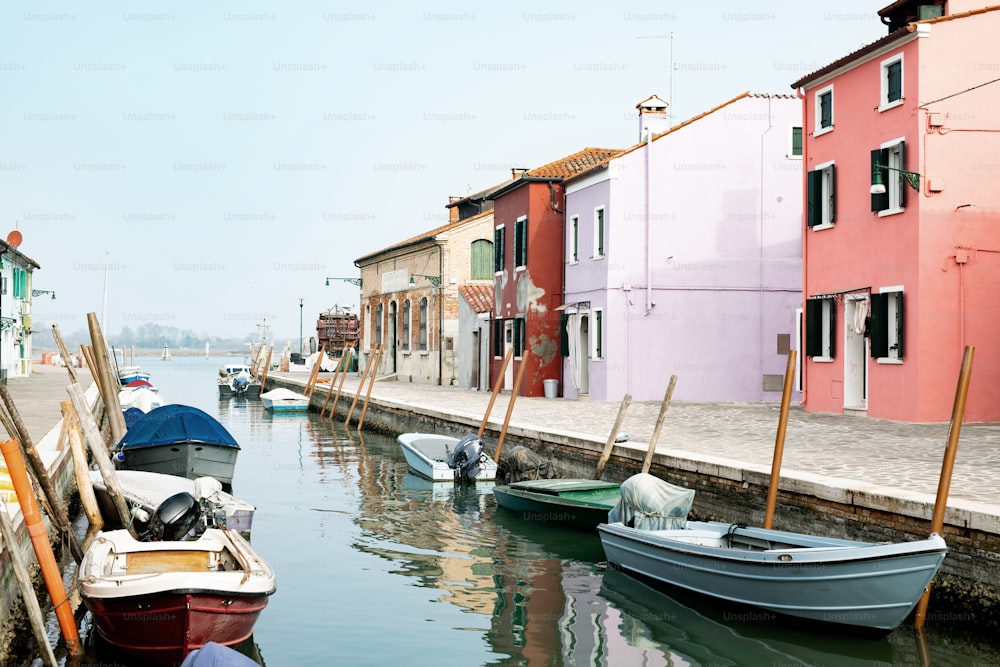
[{"left": 637, "top": 32, "right": 677, "bottom": 122}]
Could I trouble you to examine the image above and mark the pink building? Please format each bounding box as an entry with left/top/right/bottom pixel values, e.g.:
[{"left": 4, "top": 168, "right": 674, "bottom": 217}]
[{"left": 793, "top": 1, "right": 1000, "bottom": 422}]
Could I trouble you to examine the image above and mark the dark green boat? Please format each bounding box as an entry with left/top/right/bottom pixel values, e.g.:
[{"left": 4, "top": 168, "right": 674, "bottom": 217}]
[{"left": 492, "top": 478, "right": 620, "bottom": 530}]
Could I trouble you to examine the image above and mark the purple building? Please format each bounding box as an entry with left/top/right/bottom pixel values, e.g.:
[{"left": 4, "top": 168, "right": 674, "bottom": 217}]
[{"left": 561, "top": 92, "right": 803, "bottom": 402}]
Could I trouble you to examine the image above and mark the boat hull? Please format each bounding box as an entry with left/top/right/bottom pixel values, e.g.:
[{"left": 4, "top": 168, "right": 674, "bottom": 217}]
[
  {"left": 597, "top": 520, "right": 947, "bottom": 632},
  {"left": 397, "top": 433, "right": 497, "bottom": 482},
  {"left": 219, "top": 382, "right": 261, "bottom": 398},
  {"left": 493, "top": 479, "right": 619, "bottom": 529},
  {"left": 118, "top": 443, "right": 239, "bottom": 486}
]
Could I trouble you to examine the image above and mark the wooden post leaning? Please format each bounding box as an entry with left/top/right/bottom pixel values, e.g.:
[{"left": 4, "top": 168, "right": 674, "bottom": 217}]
[
  {"left": 593, "top": 393, "right": 632, "bottom": 480},
  {"left": 0, "top": 386, "right": 84, "bottom": 563},
  {"left": 305, "top": 345, "right": 327, "bottom": 400},
  {"left": 641, "top": 374, "right": 678, "bottom": 475},
  {"left": 357, "top": 344, "right": 385, "bottom": 431},
  {"left": 0, "top": 503, "right": 60, "bottom": 666},
  {"left": 328, "top": 348, "right": 355, "bottom": 421},
  {"left": 321, "top": 345, "right": 350, "bottom": 418},
  {"left": 61, "top": 400, "right": 103, "bottom": 531},
  {"left": 492, "top": 349, "right": 530, "bottom": 463},
  {"left": 345, "top": 345, "right": 378, "bottom": 427},
  {"left": 51, "top": 324, "right": 79, "bottom": 385},
  {"left": 258, "top": 345, "right": 274, "bottom": 390},
  {"left": 478, "top": 347, "right": 514, "bottom": 438},
  {"left": 67, "top": 383, "right": 134, "bottom": 533},
  {"left": 763, "top": 350, "right": 797, "bottom": 530},
  {"left": 87, "top": 312, "right": 127, "bottom": 443},
  {"left": 914, "top": 345, "right": 975, "bottom": 629}
]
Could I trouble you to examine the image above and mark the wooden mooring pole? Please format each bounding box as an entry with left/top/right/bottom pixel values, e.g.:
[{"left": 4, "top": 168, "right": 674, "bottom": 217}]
[
  {"left": 763, "top": 350, "right": 796, "bottom": 530},
  {"left": 478, "top": 347, "right": 514, "bottom": 438},
  {"left": 492, "top": 350, "right": 530, "bottom": 463},
  {"left": 641, "top": 375, "right": 677, "bottom": 475},
  {"left": 594, "top": 393, "right": 632, "bottom": 480},
  {"left": 345, "top": 345, "right": 378, "bottom": 427},
  {"left": 357, "top": 344, "right": 385, "bottom": 430}
]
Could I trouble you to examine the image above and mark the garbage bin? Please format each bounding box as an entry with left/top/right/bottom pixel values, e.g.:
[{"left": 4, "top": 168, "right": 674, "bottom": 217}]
[{"left": 543, "top": 379, "right": 559, "bottom": 398}]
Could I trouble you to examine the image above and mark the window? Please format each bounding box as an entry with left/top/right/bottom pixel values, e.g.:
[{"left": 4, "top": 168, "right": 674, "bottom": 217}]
[
  {"left": 807, "top": 162, "right": 836, "bottom": 229},
  {"left": 375, "top": 304, "right": 383, "bottom": 346},
  {"left": 514, "top": 216, "right": 528, "bottom": 268},
  {"left": 805, "top": 297, "right": 835, "bottom": 360},
  {"left": 592, "top": 309, "right": 603, "bottom": 360},
  {"left": 815, "top": 86, "right": 833, "bottom": 136},
  {"left": 418, "top": 297, "right": 428, "bottom": 351},
  {"left": 871, "top": 289, "right": 904, "bottom": 361},
  {"left": 402, "top": 300, "right": 411, "bottom": 350},
  {"left": 568, "top": 215, "right": 579, "bottom": 263},
  {"left": 790, "top": 126, "right": 803, "bottom": 158},
  {"left": 594, "top": 207, "right": 605, "bottom": 259},
  {"left": 471, "top": 239, "right": 493, "bottom": 279},
  {"left": 493, "top": 226, "right": 505, "bottom": 273},
  {"left": 492, "top": 319, "right": 503, "bottom": 357},
  {"left": 871, "top": 139, "right": 908, "bottom": 215},
  {"left": 513, "top": 316, "right": 525, "bottom": 357},
  {"left": 880, "top": 54, "right": 904, "bottom": 111}
]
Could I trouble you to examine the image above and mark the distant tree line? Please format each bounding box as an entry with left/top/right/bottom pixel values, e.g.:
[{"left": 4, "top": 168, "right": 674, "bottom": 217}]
[{"left": 31, "top": 319, "right": 259, "bottom": 353}]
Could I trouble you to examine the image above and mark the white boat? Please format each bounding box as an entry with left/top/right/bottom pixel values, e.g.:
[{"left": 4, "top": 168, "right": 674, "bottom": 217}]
[
  {"left": 396, "top": 432, "right": 497, "bottom": 483},
  {"left": 260, "top": 387, "right": 309, "bottom": 412},
  {"left": 218, "top": 363, "right": 261, "bottom": 398},
  {"left": 89, "top": 469, "right": 255, "bottom": 538},
  {"left": 79, "top": 526, "right": 275, "bottom": 665},
  {"left": 597, "top": 474, "right": 948, "bottom": 634}
]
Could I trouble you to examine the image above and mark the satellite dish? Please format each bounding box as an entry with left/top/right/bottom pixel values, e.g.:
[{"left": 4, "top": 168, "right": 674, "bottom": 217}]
[{"left": 6, "top": 230, "right": 22, "bottom": 248}]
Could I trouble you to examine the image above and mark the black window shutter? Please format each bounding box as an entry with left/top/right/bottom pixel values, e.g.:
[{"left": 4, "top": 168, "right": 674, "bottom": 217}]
[
  {"left": 896, "top": 292, "right": 904, "bottom": 358},
  {"left": 828, "top": 164, "right": 836, "bottom": 223},
  {"left": 493, "top": 319, "right": 503, "bottom": 357},
  {"left": 898, "top": 141, "right": 908, "bottom": 209},
  {"left": 870, "top": 293, "right": 888, "bottom": 358},
  {"left": 805, "top": 299, "right": 823, "bottom": 357},
  {"left": 807, "top": 170, "right": 822, "bottom": 227},
  {"left": 871, "top": 149, "right": 889, "bottom": 212},
  {"left": 828, "top": 300, "right": 836, "bottom": 359},
  {"left": 560, "top": 314, "right": 569, "bottom": 357}
]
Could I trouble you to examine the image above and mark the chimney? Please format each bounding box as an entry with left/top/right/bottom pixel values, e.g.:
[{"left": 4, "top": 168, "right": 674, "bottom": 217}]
[
  {"left": 636, "top": 94, "right": 669, "bottom": 142},
  {"left": 448, "top": 196, "right": 461, "bottom": 222},
  {"left": 511, "top": 167, "right": 528, "bottom": 179}
]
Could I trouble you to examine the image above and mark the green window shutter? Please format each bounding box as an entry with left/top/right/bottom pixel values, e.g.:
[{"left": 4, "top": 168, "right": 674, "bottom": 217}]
[
  {"left": 828, "top": 164, "right": 836, "bottom": 223},
  {"left": 571, "top": 217, "right": 579, "bottom": 262},
  {"left": 493, "top": 228, "right": 504, "bottom": 272},
  {"left": 870, "top": 149, "right": 889, "bottom": 212},
  {"left": 471, "top": 239, "right": 492, "bottom": 279},
  {"left": 514, "top": 218, "right": 527, "bottom": 267},
  {"left": 819, "top": 93, "right": 832, "bottom": 128},
  {"left": 897, "top": 141, "right": 907, "bottom": 209},
  {"left": 596, "top": 209, "right": 605, "bottom": 256},
  {"left": 805, "top": 299, "right": 823, "bottom": 357},
  {"left": 595, "top": 311, "right": 603, "bottom": 359},
  {"left": 807, "top": 170, "right": 822, "bottom": 227},
  {"left": 887, "top": 61, "right": 902, "bottom": 102},
  {"left": 513, "top": 317, "right": 525, "bottom": 356},
  {"left": 870, "top": 293, "right": 888, "bottom": 358},
  {"left": 560, "top": 314, "right": 569, "bottom": 357},
  {"left": 791, "top": 127, "right": 803, "bottom": 156},
  {"left": 492, "top": 319, "right": 503, "bottom": 356},
  {"left": 827, "top": 300, "right": 836, "bottom": 359}
]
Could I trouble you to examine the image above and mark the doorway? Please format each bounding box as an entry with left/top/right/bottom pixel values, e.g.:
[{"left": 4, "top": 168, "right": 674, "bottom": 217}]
[{"left": 844, "top": 296, "right": 868, "bottom": 412}]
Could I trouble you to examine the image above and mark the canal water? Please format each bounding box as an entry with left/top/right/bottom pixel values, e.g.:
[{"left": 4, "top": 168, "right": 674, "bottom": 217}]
[{"left": 54, "top": 355, "right": 1000, "bottom": 666}]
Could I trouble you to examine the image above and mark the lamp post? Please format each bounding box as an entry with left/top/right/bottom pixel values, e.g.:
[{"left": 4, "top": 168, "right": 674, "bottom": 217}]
[
  {"left": 870, "top": 164, "right": 921, "bottom": 194},
  {"left": 31, "top": 290, "right": 56, "bottom": 299},
  {"left": 299, "top": 298, "right": 303, "bottom": 357},
  {"left": 409, "top": 274, "right": 442, "bottom": 287},
  {"left": 325, "top": 277, "right": 362, "bottom": 287}
]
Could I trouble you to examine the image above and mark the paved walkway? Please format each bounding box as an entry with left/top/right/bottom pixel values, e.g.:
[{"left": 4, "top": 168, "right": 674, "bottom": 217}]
[{"left": 272, "top": 371, "right": 1000, "bottom": 515}]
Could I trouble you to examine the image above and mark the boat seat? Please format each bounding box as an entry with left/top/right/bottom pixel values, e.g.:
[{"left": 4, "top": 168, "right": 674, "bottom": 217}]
[{"left": 126, "top": 550, "right": 214, "bottom": 574}]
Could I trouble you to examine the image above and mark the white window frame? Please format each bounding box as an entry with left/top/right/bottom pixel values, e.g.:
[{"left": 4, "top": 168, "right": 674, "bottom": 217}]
[
  {"left": 591, "top": 307, "right": 603, "bottom": 360},
  {"left": 878, "top": 53, "right": 904, "bottom": 112},
  {"left": 789, "top": 125, "right": 803, "bottom": 159},
  {"left": 514, "top": 215, "right": 527, "bottom": 271},
  {"left": 814, "top": 85, "right": 834, "bottom": 137},
  {"left": 878, "top": 137, "right": 906, "bottom": 218},
  {"left": 876, "top": 286, "right": 904, "bottom": 364},
  {"left": 593, "top": 207, "right": 606, "bottom": 260},
  {"left": 568, "top": 215, "right": 579, "bottom": 264},
  {"left": 810, "top": 160, "right": 836, "bottom": 231}
]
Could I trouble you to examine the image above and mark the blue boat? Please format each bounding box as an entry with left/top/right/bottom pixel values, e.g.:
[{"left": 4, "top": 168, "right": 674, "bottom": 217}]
[{"left": 114, "top": 404, "right": 241, "bottom": 486}]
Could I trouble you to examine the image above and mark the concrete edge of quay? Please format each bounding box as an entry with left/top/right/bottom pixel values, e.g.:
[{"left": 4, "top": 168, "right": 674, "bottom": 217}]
[{"left": 270, "top": 373, "right": 1000, "bottom": 635}]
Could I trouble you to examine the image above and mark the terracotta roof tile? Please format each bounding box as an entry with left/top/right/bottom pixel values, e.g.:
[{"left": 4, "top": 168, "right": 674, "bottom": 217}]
[
  {"left": 460, "top": 284, "right": 494, "bottom": 314},
  {"left": 355, "top": 208, "right": 493, "bottom": 264},
  {"left": 526, "top": 147, "right": 625, "bottom": 179}
]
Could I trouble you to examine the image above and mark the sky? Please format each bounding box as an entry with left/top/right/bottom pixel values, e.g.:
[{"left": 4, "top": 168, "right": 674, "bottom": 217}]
[{"left": 1, "top": 1, "right": 889, "bottom": 343}]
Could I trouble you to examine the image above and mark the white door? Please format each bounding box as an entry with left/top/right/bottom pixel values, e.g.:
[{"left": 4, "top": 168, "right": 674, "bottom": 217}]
[
  {"left": 578, "top": 314, "right": 590, "bottom": 395},
  {"left": 503, "top": 320, "right": 514, "bottom": 390},
  {"left": 844, "top": 296, "right": 868, "bottom": 411}
]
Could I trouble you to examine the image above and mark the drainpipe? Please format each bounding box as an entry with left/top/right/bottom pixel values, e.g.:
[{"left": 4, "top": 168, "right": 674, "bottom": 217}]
[
  {"left": 797, "top": 86, "right": 807, "bottom": 406},
  {"left": 760, "top": 95, "right": 773, "bottom": 398},
  {"left": 645, "top": 124, "right": 653, "bottom": 314},
  {"left": 434, "top": 241, "right": 444, "bottom": 385}
]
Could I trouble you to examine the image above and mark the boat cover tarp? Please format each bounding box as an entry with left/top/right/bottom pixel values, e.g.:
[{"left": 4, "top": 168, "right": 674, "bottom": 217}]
[
  {"left": 116, "top": 404, "right": 240, "bottom": 451},
  {"left": 180, "top": 641, "right": 259, "bottom": 667},
  {"left": 122, "top": 407, "right": 146, "bottom": 429},
  {"left": 497, "top": 445, "right": 558, "bottom": 484},
  {"left": 608, "top": 473, "right": 695, "bottom": 531}
]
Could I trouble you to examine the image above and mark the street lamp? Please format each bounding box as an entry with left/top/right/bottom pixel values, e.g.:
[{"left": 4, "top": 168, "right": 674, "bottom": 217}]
[
  {"left": 409, "top": 274, "right": 442, "bottom": 287},
  {"left": 325, "top": 277, "right": 362, "bottom": 287},
  {"left": 31, "top": 290, "right": 56, "bottom": 299},
  {"left": 870, "top": 164, "right": 921, "bottom": 194}
]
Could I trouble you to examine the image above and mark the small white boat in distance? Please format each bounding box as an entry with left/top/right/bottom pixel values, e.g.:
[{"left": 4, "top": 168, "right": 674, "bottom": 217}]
[
  {"left": 397, "top": 432, "right": 497, "bottom": 483},
  {"left": 260, "top": 387, "right": 309, "bottom": 412},
  {"left": 597, "top": 474, "right": 948, "bottom": 635}
]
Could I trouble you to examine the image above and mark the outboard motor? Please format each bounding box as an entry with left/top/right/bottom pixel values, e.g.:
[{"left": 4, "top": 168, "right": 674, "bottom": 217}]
[
  {"left": 145, "top": 491, "right": 203, "bottom": 541},
  {"left": 447, "top": 434, "right": 486, "bottom": 483}
]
